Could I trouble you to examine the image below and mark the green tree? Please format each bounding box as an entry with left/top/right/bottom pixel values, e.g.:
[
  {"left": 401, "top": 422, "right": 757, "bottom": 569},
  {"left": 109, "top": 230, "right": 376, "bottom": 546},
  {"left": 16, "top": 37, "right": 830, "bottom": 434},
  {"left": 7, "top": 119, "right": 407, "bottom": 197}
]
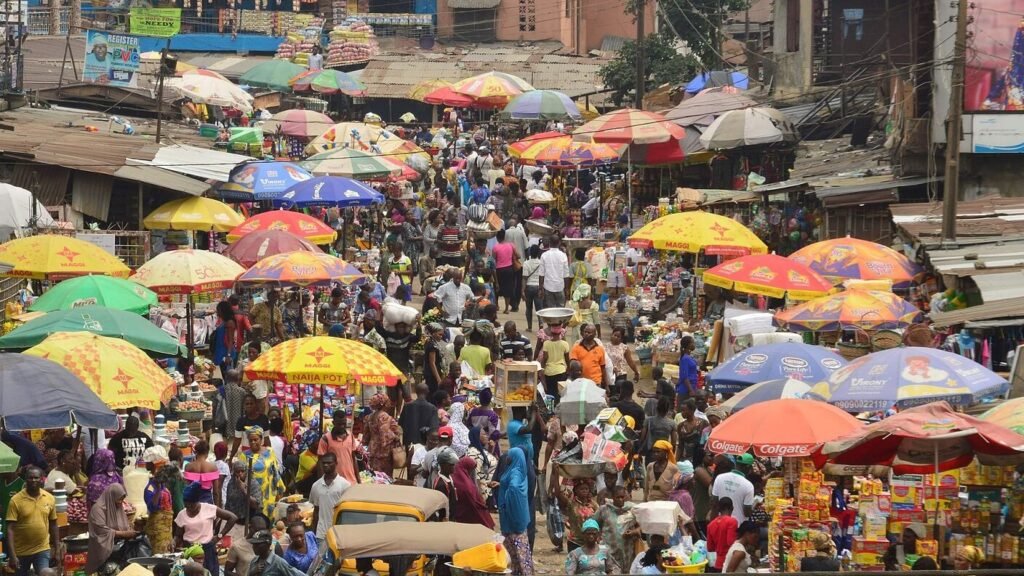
[
  {"left": 598, "top": 32, "right": 698, "bottom": 107},
  {"left": 625, "top": 0, "right": 749, "bottom": 66}
]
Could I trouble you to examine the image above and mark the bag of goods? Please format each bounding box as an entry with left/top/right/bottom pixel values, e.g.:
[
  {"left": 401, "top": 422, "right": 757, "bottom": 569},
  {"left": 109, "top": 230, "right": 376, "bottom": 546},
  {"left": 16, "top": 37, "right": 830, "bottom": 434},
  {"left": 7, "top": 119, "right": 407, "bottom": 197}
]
[
  {"left": 558, "top": 378, "right": 606, "bottom": 426},
  {"left": 382, "top": 301, "right": 418, "bottom": 330},
  {"left": 633, "top": 501, "right": 690, "bottom": 538}
]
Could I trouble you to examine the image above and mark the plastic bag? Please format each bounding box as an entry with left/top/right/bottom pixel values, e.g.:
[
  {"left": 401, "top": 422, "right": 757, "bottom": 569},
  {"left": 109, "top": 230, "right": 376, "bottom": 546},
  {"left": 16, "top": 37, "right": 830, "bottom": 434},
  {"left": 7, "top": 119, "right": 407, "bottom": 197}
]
[
  {"left": 118, "top": 535, "right": 153, "bottom": 562},
  {"left": 547, "top": 500, "right": 565, "bottom": 547}
]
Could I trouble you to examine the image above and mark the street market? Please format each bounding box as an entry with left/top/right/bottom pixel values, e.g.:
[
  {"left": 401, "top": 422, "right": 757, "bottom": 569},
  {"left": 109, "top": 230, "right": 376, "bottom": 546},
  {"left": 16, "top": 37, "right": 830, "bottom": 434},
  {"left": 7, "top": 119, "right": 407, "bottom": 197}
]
[{"left": 0, "top": 1, "right": 1021, "bottom": 575}]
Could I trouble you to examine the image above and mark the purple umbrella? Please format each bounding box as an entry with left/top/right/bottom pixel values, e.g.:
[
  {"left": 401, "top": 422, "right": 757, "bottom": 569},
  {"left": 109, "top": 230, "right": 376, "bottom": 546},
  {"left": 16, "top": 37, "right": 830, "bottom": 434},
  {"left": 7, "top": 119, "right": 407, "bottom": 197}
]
[
  {"left": 707, "top": 342, "right": 847, "bottom": 394},
  {"left": 807, "top": 347, "right": 1008, "bottom": 411}
]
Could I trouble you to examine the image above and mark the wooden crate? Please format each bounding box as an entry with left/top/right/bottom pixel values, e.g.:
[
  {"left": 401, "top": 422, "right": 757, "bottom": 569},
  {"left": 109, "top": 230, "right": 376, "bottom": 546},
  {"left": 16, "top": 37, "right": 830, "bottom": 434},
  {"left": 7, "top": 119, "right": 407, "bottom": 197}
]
[{"left": 493, "top": 361, "right": 539, "bottom": 407}]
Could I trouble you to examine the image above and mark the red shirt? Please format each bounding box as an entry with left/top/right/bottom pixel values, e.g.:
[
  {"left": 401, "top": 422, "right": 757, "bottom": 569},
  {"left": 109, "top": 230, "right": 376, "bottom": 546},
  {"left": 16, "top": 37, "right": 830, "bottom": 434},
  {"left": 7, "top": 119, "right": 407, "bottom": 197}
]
[
  {"left": 706, "top": 514, "right": 738, "bottom": 569},
  {"left": 233, "top": 310, "right": 251, "bottom": 352}
]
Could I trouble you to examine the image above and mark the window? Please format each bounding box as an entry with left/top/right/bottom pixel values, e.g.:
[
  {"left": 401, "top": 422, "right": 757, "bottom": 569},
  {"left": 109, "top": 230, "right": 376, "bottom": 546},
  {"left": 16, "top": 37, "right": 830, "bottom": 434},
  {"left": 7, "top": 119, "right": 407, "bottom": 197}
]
[
  {"left": 519, "top": 0, "right": 535, "bottom": 32},
  {"left": 786, "top": 0, "right": 799, "bottom": 52}
]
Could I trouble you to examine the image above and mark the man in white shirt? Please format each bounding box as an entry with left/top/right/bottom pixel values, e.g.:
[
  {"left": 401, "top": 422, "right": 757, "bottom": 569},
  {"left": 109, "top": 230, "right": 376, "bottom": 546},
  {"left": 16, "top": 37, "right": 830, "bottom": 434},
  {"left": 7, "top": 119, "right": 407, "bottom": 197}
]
[
  {"left": 504, "top": 218, "right": 528, "bottom": 259},
  {"left": 538, "top": 236, "right": 570, "bottom": 308},
  {"left": 711, "top": 453, "right": 755, "bottom": 524},
  {"left": 432, "top": 270, "right": 474, "bottom": 324},
  {"left": 309, "top": 452, "right": 351, "bottom": 547}
]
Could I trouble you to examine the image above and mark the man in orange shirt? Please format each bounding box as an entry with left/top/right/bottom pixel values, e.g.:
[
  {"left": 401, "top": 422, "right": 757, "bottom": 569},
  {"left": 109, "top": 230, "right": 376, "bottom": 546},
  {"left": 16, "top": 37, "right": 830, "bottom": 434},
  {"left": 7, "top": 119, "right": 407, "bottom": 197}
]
[{"left": 570, "top": 323, "right": 607, "bottom": 388}]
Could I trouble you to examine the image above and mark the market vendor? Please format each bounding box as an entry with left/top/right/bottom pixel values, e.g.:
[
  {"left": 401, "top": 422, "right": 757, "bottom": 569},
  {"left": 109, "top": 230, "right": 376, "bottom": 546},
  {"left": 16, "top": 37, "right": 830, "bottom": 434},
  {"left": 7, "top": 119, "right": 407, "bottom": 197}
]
[
  {"left": 676, "top": 335, "right": 699, "bottom": 403},
  {"left": 570, "top": 324, "right": 607, "bottom": 388},
  {"left": 882, "top": 524, "right": 925, "bottom": 571}
]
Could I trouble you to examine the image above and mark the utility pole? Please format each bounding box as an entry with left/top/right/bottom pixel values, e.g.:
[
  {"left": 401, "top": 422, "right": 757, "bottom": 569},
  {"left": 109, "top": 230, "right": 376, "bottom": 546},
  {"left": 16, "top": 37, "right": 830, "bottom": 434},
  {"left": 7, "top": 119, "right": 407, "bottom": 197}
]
[
  {"left": 635, "top": 0, "right": 645, "bottom": 109},
  {"left": 941, "top": 0, "right": 968, "bottom": 245}
]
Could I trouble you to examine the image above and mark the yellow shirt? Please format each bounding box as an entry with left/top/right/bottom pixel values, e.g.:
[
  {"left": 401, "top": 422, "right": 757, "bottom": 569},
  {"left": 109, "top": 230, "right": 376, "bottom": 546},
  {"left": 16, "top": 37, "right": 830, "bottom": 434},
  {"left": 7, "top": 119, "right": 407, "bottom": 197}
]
[
  {"left": 542, "top": 339, "right": 571, "bottom": 376},
  {"left": 5, "top": 489, "right": 55, "bottom": 556},
  {"left": 295, "top": 450, "right": 319, "bottom": 483}
]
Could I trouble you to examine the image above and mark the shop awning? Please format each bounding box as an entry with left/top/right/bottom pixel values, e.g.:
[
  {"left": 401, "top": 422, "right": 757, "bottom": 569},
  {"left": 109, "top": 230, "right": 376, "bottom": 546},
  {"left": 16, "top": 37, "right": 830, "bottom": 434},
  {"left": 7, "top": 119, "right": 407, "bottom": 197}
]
[
  {"left": 812, "top": 176, "right": 940, "bottom": 208},
  {"left": 130, "top": 145, "right": 250, "bottom": 183},
  {"left": 930, "top": 299, "right": 1024, "bottom": 328},
  {"left": 113, "top": 165, "right": 211, "bottom": 196}
]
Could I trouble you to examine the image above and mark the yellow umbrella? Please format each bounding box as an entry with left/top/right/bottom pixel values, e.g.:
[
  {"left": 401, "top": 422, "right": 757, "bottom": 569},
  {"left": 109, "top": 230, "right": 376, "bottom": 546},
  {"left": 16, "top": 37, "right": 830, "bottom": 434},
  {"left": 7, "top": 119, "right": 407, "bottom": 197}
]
[
  {"left": 131, "top": 249, "right": 244, "bottom": 295},
  {"left": 628, "top": 211, "right": 767, "bottom": 256},
  {"left": 24, "top": 331, "right": 175, "bottom": 409},
  {"left": 408, "top": 79, "right": 452, "bottom": 101},
  {"left": 244, "top": 336, "right": 404, "bottom": 394},
  {"left": 143, "top": 197, "right": 245, "bottom": 233},
  {"left": 372, "top": 137, "right": 432, "bottom": 166},
  {"left": 0, "top": 235, "right": 130, "bottom": 280}
]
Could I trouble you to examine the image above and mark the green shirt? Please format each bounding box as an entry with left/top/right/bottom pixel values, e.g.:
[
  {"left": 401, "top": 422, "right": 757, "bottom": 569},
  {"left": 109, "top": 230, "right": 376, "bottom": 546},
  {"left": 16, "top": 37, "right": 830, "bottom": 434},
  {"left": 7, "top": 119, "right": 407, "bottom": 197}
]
[
  {"left": 0, "top": 478, "right": 23, "bottom": 533},
  {"left": 459, "top": 344, "right": 492, "bottom": 377}
]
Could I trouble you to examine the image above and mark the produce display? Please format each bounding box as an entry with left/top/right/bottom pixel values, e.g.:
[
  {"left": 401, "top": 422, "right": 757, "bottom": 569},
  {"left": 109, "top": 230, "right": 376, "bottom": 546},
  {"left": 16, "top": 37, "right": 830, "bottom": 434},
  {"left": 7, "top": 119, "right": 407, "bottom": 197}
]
[
  {"left": 275, "top": 16, "right": 324, "bottom": 62},
  {"left": 326, "top": 18, "right": 379, "bottom": 67}
]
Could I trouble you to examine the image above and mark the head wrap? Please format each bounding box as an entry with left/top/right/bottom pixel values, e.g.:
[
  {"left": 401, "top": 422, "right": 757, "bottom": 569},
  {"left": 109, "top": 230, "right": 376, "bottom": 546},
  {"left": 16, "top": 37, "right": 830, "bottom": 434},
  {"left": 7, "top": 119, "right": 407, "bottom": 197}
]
[
  {"left": 676, "top": 460, "right": 695, "bottom": 482},
  {"left": 328, "top": 323, "right": 346, "bottom": 337},
  {"left": 246, "top": 425, "right": 265, "bottom": 438},
  {"left": 84, "top": 484, "right": 131, "bottom": 573},
  {"left": 809, "top": 530, "right": 836, "bottom": 556},
  {"left": 155, "top": 462, "right": 180, "bottom": 486},
  {"left": 437, "top": 447, "right": 459, "bottom": 466},
  {"left": 183, "top": 481, "right": 210, "bottom": 504},
  {"left": 448, "top": 402, "right": 471, "bottom": 456},
  {"left": 142, "top": 445, "right": 169, "bottom": 464},
  {"left": 369, "top": 393, "right": 393, "bottom": 412},
  {"left": 87, "top": 449, "right": 122, "bottom": 507},
  {"left": 653, "top": 439, "right": 676, "bottom": 465},
  {"left": 705, "top": 405, "right": 727, "bottom": 422},
  {"left": 468, "top": 425, "right": 490, "bottom": 468},
  {"left": 478, "top": 387, "right": 493, "bottom": 406},
  {"left": 957, "top": 545, "right": 985, "bottom": 566},
  {"left": 572, "top": 282, "right": 592, "bottom": 302},
  {"left": 451, "top": 457, "right": 495, "bottom": 529},
  {"left": 498, "top": 447, "right": 530, "bottom": 534},
  {"left": 582, "top": 518, "right": 600, "bottom": 532}
]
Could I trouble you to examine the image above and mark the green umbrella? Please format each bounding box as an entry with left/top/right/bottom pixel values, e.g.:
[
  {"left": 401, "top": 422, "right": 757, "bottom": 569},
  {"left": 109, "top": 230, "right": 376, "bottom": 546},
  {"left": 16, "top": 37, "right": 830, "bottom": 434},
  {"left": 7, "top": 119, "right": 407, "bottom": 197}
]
[
  {"left": 302, "top": 148, "right": 403, "bottom": 179},
  {"left": 29, "top": 276, "right": 158, "bottom": 315},
  {"left": 240, "top": 60, "right": 307, "bottom": 92},
  {"left": 0, "top": 442, "right": 17, "bottom": 474},
  {"left": 0, "top": 306, "right": 185, "bottom": 356}
]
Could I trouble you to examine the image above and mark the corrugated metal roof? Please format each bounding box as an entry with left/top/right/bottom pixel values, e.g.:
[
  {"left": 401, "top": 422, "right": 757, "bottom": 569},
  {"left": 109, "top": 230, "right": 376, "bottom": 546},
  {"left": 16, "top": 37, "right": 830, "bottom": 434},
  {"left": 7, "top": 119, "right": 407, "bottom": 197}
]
[
  {"left": 924, "top": 241, "right": 1024, "bottom": 277},
  {"left": 113, "top": 165, "right": 211, "bottom": 196},
  {"left": 930, "top": 299, "right": 1024, "bottom": 328},
  {"left": 972, "top": 271, "right": 1024, "bottom": 303},
  {"left": 131, "top": 145, "right": 251, "bottom": 182},
  {"left": 892, "top": 197, "right": 1024, "bottom": 248}
]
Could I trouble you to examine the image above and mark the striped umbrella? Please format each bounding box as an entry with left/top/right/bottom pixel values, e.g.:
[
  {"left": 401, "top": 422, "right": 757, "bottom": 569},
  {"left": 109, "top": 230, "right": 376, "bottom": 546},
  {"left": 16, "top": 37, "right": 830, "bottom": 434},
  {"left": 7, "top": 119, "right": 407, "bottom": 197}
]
[
  {"left": 699, "top": 107, "right": 797, "bottom": 149},
  {"left": 408, "top": 79, "right": 452, "bottom": 101},
  {"left": 573, "top": 108, "right": 685, "bottom": 145},
  {"left": 240, "top": 59, "right": 307, "bottom": 92},
  {"left": 499, "top": 90, "right": 582, "bottom": 121},
  {"left": 302, "top": 147, "right": 403, "bottom": 179},
  {"left": 306, "top": 122, "right": 392, "bottom": 154},
  {"left": 263, "top": 109, "right": 334, "bottom": 138},
  {"left": 452, "top": 71, "right": 534, "bottom": 107},
  {"left": 509, "top": 135, "right": 619, "bottom": 168},
  {"left": 774, "top": 290, "right": 923, "bottom": 332},
  {"left": 423, "top": 86, "right": 475, "bottom": 107},
  {"left": 289, "top": 69, "right": 367, "bottom": 96},
  {"left": 238, "top": 251, "right": 366, "bottom": 287}
]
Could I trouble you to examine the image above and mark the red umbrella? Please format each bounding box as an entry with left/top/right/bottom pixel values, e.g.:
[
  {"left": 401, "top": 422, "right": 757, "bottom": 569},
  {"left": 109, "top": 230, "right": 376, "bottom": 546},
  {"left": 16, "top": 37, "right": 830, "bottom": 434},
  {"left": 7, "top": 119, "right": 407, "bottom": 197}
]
[
  {"left": 706, "top": 399, "right": 863, "bottom": 458},
  {"left": 814, "top": 401, "right": 1024, "bottom": 474},
  {"left": 221, "top": 229, "right": 322, "bottom": 268},
  {"left": 423, "top": 86, "right": 475, "bottom": 107}
]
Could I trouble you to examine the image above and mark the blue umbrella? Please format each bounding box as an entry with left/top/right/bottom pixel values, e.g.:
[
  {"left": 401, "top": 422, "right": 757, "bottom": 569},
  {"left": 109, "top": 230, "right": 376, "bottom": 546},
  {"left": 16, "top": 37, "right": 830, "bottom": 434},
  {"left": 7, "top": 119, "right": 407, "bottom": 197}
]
[
  {"left": 706, "top": 342, "right": 847, "bottom": 394},
  {"left": 685, "top": 71, "right": 749, "bottom": 93},
  {"left": 274, "top": 176, "right": 385, "bottom": 208},
  {"left": 216, "top": 161, "right": 313, "bottom": 201},
  {"left": 720, "top": 378, "right": 813, "bottom": 413},
  {"left": 0, "top": 354, "right": 118, "bottom": 430},
  {"left": 807, "top": 347, "right": 1009, "bottom": 412}
]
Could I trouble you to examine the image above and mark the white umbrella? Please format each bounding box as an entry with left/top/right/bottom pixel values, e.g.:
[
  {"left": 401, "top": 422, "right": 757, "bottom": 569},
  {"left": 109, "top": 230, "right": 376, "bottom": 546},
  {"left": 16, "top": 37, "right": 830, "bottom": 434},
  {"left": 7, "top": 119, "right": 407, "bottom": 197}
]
[
  {"left": 698, "top": 107, "right": 797, "bottom": 149},
  {"left": 0, "top": 183, "right": 55, "bottom": 239},
  {"left": 166, "top": 75, "right": 254, "bottom": 114}
]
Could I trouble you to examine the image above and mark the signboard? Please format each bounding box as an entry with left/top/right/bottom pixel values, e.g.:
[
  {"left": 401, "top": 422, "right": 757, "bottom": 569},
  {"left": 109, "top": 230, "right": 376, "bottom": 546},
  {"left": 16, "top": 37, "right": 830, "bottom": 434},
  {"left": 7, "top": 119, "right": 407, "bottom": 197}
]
[
  {"left": 76, "top": 232, "right": 117, "bottom": 256},
  {"left": 82, "top": 30, "right": 140, "bottom": 88},
  {"left": 129, "top": 8, "right": 181, "bottom": 37},
  {"left": 966, "top": 1, "right": 1024, "bottom": 111},
  {"left": 972, "top": 114, "right": 1024, "bottom": 153},
  {"left": 0, "top": 0, "right": 26, "bottom": 24}
]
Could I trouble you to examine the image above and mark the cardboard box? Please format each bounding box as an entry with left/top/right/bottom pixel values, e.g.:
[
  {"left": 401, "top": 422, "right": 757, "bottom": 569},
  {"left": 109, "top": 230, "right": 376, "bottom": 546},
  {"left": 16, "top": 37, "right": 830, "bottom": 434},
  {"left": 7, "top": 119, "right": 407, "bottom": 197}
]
[
  {"left": 864, "top": 516, "right": 889, "bottom": 540},
  {"left": 853, "top": 537, "right": 892, "bottom": 555}
]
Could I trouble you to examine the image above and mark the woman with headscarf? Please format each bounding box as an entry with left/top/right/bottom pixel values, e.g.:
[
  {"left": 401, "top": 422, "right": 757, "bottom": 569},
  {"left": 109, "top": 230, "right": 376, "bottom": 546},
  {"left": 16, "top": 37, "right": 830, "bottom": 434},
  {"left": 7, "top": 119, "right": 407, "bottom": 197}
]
[
  {"left": 245, "top": 426, "right": 285, "bottom": 517},
  {"left": 174, "top": 482, "right": 238, "bottom": 576},
  {"left": 363, "top": 393, "right": 403, "bottom": 476},
  {"left": 555, "top": 478, "right": 598, "bottom": 553},
  {"left": 506, "top": 417, "right": 534, "bottom": 465},
  {"left": 87, "top": 448, "right": 123, "bottom": 509},
  {"left": 668, "top": 460, "right": 696, "bottom": 519},
  {"left": 452, "top": 457, "right": 495, "bottom": 529},
  {"left": 568, "top": 282, "right": 599, "bottom": 343},
  {"left": 883, "top": 524, "right": 924, "bottom": 571},
  {"left": 594, "top": 484, "right": 638, "bottom": 572},
  {"left": 499, "top": 447, "right": 534, "bottom": 576},
  {"left": 432, "top": 447, "right": 459, "bottom": 518},
  {"left": 466, "top": 425, "right": 497, "bottom": 502},
  {"left": 447, "top": 402, "right": 471, "bottom": 457},
  {"left": 800, "top": 530, "right": 839, "bottom": 572},
  {"left": 644, "top": 440, "right": 678, "bottom": 502},
  {"left": 954, "top": 545, "right": 984, "bottom": 571},
  {"left": 144, "top": 452, "right": 179, "bottom": 554},
  {"left": 85, "top": 484, "right": 135, "bottom": 573},
  {"left": 565, "top": 518, "right": 619, "bottom": 576}
]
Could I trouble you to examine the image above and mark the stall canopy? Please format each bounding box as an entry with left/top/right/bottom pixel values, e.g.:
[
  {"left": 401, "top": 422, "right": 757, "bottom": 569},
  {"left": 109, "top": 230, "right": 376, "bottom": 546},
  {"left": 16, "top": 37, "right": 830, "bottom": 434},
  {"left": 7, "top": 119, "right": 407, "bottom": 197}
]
[{"left": 327, "top": 522, "right": 496, "bottom": 558}]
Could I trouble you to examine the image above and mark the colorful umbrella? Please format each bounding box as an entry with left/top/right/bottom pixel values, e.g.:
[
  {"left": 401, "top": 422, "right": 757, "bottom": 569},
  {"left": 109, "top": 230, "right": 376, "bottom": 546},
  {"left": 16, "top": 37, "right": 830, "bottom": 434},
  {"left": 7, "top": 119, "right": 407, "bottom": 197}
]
[
  {"left": 143, "top": 196, "right": 244, "bottom": 233},
  {"left": 452, "top": 71, "right": 534, "bottom": 107},
  {"left": 699, "top": 107, "right": 797, "bottom": 149},
  {"left": 244, "top": 336, "right": 404, "bottom": 390},
  {"left": 720, "top": 378, "right": 814, "bottom": 413},
  {"left": 306, "top": 122, "right": 393, "bottom": 154},
  {"left": 509, "top": 135, "right": 620, "bottom": 168},
  {"left": 498, "top": 90, "right": 582, "bottom": 121},
  {"left": 774, "top": 289, "right": 923, "bottom": 332},
  {"left": 0, "top": 235, "right": 130, "bottom": 280},
  {"left": 573, "top": 108, "right": 685, "bottom": 145},
  {"left": 706, "top": 342, "right": 847, "bottom": 394},
  {"left": 627, "top": 211, "right": 767, "bottom": 256},
  {"left": 408, "top": 79, "right": 452, "bottom": 101},
  {"left": 166, "top": 75, "right": 253, "bottom": 113},
  {"left": 807, "top": 347, "right": 1008, "bottom": 411},
  {"left": 289, "top": 69, "right": 367, "bottom": 96},
  {"left": 684, "top": 70, "right": 749, "bottom": 93},
  {"left": 28, "top": 276, "right": 157, "bottom": 315},
  {"left": 217, "top": 161, "right": 313, "bottom": 202},
  {"left": 980, "top": 398, "right": 1024, "bottom": 435},
  {"left": 237, "top": 251, "right": 365, "bottom": 287},
  {"left": 180, "top": 68, "right": 230, "bottom": 81},
  {"left": 24, "top": 331, "right": 176, "bottom": 409},
  {"left": 706, "top": 398, "right": 863, "bottom": 458},
  {"left": 815, "top": 401, "right": 1024, "bottom": 474},
  {"left": 703, "top": 254, "right": 834, "bottom": 300},
  {"left": 423, "top": 86, "right": 475, "bottom": 107},
  {"left": 507, "top": 131, "right": 567, "bottom": 155},
  {"left": 239, "top": 59, "right": 307, "bottom": 92},
  {"left": 789, "top": 237, "right": 922, "bottom": 284},
  {"left": 275, "top": 176, "right": 385, "bottom": 208},
  {"left": 0, "top": 354, "right": 117, "bottom": 431},
  {"left": 131, "top": 249, "right": 244, "bottom": 295},
  {"left": 0, "top": 306, "right": 184, "bottom": 356},
  {"left": 263, "top": 109, "right": 335, "bottom": 139},
  {"left": 227, "top": 211, "right": 337, "bottom": 245},
  {"left": 222, "top": 230, "right": 322, "bottom": 269},
  {"left": 371, "top": 138, "right": 432, "bottom": 169},
  {"left": 303, "top": 147, "right": 404, "bottom": 179}
]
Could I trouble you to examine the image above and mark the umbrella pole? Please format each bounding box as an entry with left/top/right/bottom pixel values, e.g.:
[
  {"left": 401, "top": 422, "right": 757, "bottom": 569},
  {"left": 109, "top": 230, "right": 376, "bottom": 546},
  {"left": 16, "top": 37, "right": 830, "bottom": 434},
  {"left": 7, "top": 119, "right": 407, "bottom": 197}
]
[
  {"left": 933, "top": 443, "right": 940, "bottom": 541},
  {"left": 186, "top": 295, "right": 195, "bottom": 376},
  {"left": 319, "top": 383, "right": 326, "bottom": 435},
  {"left": 627, "top": 148, "right": 632, "bottom": 226}
]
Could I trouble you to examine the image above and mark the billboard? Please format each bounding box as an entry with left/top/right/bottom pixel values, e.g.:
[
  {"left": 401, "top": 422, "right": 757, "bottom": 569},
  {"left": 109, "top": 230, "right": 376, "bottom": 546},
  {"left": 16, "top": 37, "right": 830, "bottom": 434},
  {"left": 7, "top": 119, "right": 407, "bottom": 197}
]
[
  {"left": 82, "top": 30, "right": 140, "bottom": 88},
  {"left": 129, "top": 8, "right": 181, "bottom": 37},
  {"left": 966, "top": 1, "right": 1024, "bottom": 111},
  {"left": 972, "top": 114, "right": 1024, "bottom": 153}
]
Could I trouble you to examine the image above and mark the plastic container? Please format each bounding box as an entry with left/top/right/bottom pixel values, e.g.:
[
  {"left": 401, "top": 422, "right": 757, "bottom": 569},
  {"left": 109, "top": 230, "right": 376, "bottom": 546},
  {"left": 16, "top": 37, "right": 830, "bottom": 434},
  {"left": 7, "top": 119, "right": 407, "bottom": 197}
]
[
  {"left": 665, "top": 560, "right": 707, "bottom": 573},
  {"left": 199, "top": 124, "right": 219, "bottom": 138},
  {"left": 452, "top": 542, "right": 508, "bottom": 573}
]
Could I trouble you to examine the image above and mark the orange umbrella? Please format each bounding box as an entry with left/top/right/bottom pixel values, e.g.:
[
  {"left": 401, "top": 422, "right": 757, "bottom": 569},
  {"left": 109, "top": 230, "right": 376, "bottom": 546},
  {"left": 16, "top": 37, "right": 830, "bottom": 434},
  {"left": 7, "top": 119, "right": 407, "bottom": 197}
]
[
  {"left": 789, "top": 237, "right": 922, "bottom": 284},
  {"left": 227, "top": 210, "right": 337, "bottom": 245},
  {"left": 703, "top": 254, "right": 833, "bottom": 300},
  {"left": 706, "top": 399, "right": 863, "bottom": 457},
  {"left": 774, "top": 289, "right": 923, "bottom": 332}
]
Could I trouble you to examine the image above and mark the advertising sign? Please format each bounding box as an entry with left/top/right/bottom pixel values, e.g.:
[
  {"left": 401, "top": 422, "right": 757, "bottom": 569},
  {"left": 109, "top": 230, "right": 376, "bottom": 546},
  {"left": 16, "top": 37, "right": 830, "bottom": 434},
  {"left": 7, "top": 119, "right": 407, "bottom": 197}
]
[
  {"left": 967, "top": 1, "right": 1024, "bottom": 111},
  {"left": 129, "top": 8, "right": 181, "bottom": 37},
  {"left": 82, "top": 30, "right": 140, "bottom": 88},
  {"left": 972, "top": 114, "right": 1024, "bottom": 153}
]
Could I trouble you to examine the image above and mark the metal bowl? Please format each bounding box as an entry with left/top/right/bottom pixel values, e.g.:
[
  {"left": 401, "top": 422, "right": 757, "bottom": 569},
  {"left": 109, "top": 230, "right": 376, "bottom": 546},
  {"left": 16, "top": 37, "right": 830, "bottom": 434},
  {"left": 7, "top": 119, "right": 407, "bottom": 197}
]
[
  {"left": 557, "top": 462, "right": 606, "bottom": 479},
  {"left": 563, "top": 237, "right": 597, "bottom": 251},
  {"left": 525, "top": 219, "right": 553, "bottom": 237},
  {"left": 536, "top": 307, "right": 574, "bottom": 325},
  {"left": 468, "top": 227, "right": 499, "bottom": 240}
]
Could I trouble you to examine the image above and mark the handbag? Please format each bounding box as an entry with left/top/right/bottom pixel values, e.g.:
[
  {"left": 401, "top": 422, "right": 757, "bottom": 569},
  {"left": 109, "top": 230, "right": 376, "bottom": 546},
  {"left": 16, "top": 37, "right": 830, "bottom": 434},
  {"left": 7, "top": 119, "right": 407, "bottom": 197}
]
[{"left": 392, "top": 443, "right": 408, "bottom": 469}]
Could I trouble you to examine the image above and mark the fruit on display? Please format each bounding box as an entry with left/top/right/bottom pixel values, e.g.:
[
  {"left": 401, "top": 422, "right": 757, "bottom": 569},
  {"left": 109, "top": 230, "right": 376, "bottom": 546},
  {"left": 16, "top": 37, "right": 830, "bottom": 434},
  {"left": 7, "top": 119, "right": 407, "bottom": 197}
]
[
  {"left": 177, "top": 400, "right": 209, "bottom": 412},
  {"left": 506, "top": 384, "right": 534, "bottom": 402}
]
